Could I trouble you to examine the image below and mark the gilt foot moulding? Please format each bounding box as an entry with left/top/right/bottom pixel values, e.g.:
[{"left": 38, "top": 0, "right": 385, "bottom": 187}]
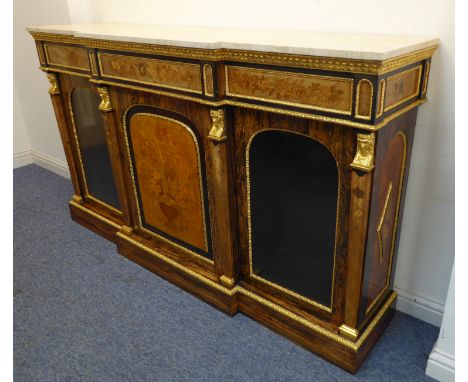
[{"left": 28, "top": 23, "right": 438, "bottom": 373}]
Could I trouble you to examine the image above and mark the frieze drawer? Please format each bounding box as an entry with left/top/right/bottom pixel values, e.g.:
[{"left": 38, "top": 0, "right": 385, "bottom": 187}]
[
  {"left": 97, "top": 52, "right": 203, "bottom": 94},
  {"left": 44, "top": 43, "right": 90, "bottom": 72},
  {"left": 225, "top": 65, "right": 354, "bottom": 115}
]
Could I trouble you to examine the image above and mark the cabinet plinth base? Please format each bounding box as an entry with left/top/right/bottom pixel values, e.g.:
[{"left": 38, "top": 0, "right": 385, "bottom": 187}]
[
  {"left": 69, "top": 200, "right": 122, "bottom": 244},
  {"left": 238, "top": 290, "right": 396, "bottom": 373},
  {"left": 116, "top": 231, "right": 239, "bottom": 316}
]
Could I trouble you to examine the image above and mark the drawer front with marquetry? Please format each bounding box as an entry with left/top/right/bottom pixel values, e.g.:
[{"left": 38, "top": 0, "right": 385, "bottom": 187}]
[
  {"left": 44, "top": 43, "right": 90, "bottom": 71},
  {"left": 225, "top": 65, "right": 354, "bottom": 115},
  {"left": 97, "top": 52, "right": 203, "bottom": 94}
]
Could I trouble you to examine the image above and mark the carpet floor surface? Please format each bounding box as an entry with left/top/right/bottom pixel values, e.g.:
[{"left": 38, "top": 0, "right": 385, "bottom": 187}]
[{"left": 14, "top": 164, "right": 438, "bottom": 381}]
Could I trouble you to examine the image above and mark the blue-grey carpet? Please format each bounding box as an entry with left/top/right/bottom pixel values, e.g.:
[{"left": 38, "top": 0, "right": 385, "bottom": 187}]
[{"left": 14, "top": 164, "right": 438, "bottom": 381}]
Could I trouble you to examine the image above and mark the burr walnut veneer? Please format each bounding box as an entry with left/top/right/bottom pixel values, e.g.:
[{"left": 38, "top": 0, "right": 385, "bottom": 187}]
[{"left": 29, "top": 24, "right": 437, "bottom": 372}]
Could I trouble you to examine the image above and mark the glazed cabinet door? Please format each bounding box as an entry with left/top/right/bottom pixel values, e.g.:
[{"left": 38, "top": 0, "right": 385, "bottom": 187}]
[
  {"left": 59, "top": 74, "right": 124, "bottom": 225},
  {"left": 233, "top": 108, "right": 354, "bottom": 323},
  {"left": 110, "top": 88, "right": 236, "bottom": 287}
]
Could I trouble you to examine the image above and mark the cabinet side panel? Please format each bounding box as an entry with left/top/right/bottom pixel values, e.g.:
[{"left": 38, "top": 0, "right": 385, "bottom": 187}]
[
  {"left": 363, "top": 133, "right": 406, "bottom": 312},
  {"left": 44, "top": 74, "right": 81, "bottom": 196},
  {"left": 359, "top": 109, "right": 418, "bottom": 324}
]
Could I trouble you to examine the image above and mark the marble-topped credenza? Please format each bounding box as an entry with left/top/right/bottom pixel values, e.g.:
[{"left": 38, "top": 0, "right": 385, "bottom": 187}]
[{"left": 28, "top": 23, "right": 437, "bottom": 372}]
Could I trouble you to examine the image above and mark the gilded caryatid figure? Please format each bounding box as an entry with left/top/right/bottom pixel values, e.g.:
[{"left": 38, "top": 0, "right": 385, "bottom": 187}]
[
  {"left": 350, "top": 133, "right": 375, "bottom": 172},
  {"left": 208, "top": 109, "right": 226, "bottom": 142},
  {"left": 97, "top": 86, "right": 113, "bottom": 112},
  {"left": 46, "top": 73, "right": 60, "bottom": 95}
]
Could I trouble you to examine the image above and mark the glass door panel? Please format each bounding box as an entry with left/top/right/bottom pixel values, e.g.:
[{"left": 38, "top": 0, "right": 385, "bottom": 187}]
[
  {"left": 70, "top": 83, "right": 121, "bottom": 211},
  {"left": 248, "top": 130, "right": 338, "bottom": 309}
]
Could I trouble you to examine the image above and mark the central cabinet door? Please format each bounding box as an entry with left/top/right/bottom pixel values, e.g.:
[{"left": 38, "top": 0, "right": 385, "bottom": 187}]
[
  {"left": 124, "top": 105, "right": 212, "bottom": 261},
  {"left": 113, "top": 88, "right": 236, "bottom": 289}
]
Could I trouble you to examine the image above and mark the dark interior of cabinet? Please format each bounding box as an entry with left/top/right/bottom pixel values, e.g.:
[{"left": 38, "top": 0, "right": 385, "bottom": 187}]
[
  {"left": 71, "top": 86, "right": 121, "bottom": 210},
  {"left": 249, "top": 130, "right": 338, "bottom": 307}
]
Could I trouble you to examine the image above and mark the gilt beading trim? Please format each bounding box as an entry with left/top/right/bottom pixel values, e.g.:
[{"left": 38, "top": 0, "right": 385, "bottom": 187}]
[
  {"left": 355, "top": 79, "right": 374, "bottom": 120},
  {"left": 422, "top": 61, "right": 431, "bottom": 95},
  {"left": 376, "top": 79, "right": 386, "bottom": 118},
  {"left": 203, "top": 64, "right": 215, "bottom": 97},
  {"left": 29, "top": 31, "right": 437, "bottom": 75},
  {"left": 377, "top": 182, "right": 393, "bottom": 264},
  {"left": 70, "top": 200, "right": 121, "bottom": 230},
  {"left": 339, "top": 324, "right": 359, "bottom": 341},
  {"left": 219, "top": 275, "right": 236, "bottom": 288}
]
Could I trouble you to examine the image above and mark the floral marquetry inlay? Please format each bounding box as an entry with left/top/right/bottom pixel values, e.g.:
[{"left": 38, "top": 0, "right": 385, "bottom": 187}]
[
  {"left": 226, "top": 66, "right": 353, "bottom": 115},
  {"left": 384, "top": 65, "right": 422, "bottom": 112},
  {"left": 44, "top": 43, "right": 90, "bottom": 71},
  {"left": 129, "top": 113, "right": 208, "bottom": 252},
  {"left": 98, "top": 52, "right": 203, "bottom": 94}
]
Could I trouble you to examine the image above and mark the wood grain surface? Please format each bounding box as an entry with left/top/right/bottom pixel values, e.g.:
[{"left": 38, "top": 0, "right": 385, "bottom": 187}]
[
  {"left": 44, "top": 44, "right": 90, "bottom": 71},
  {"left": 130, "top": 113, "right": 208, "bottom": 251},
  {"left": 226, "top": 66, "right": 353, "bottom": 114},
  {"left": 98, "top": 52, "right": 202, "bottom": 93}
]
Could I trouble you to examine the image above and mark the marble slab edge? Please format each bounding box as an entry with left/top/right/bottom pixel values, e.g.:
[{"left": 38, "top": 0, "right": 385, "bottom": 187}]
[{"left": 26, "top": 25, "right": 439, "bottom": 61}]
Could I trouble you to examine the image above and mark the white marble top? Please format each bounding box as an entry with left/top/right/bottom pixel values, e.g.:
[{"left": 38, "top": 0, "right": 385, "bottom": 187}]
[{"left": 27, "top": 23, "right": 438, "bottom": 61}]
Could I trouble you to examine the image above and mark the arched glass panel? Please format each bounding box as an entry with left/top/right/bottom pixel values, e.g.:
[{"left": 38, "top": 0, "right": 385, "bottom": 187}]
[
  {"left": 248, "top": 130, "right": 338, "bottom": 308},
  {"left": 71, "top": 87, "right": 120, "bottom": 210}
]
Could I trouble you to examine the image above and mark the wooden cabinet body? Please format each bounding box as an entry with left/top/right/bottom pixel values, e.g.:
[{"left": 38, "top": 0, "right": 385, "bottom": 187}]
[{"left": 30, "top": 26, "right": 437, "bottom": 372}]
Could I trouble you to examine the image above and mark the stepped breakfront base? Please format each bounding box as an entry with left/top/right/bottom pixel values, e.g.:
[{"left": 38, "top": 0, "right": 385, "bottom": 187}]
[{"left": 28, "top": 24, "right": 437, "bottom": 372}]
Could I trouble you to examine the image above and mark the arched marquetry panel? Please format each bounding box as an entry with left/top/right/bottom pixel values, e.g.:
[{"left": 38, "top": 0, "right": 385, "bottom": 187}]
[
  {"left": 247, "top": 130, "right": 339, "bottom": 309},
  {"left": 124, "top": 106, "right": 211, "bottom": 259}
]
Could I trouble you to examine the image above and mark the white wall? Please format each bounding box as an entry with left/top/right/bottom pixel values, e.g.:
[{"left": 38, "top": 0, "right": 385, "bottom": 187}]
[
  {"left": 14, "top": 0, "right": 454, "bottom": 326},
  {"left": 13, "top": 0, "right": 71, "bottom": 175},
  {"left": 13, "top": 84, "right": 31, "bottom": 167},
  {"left": 426, "top": 265, "right": 455, "bottom": 381}
]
